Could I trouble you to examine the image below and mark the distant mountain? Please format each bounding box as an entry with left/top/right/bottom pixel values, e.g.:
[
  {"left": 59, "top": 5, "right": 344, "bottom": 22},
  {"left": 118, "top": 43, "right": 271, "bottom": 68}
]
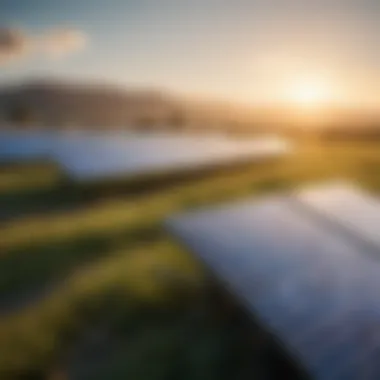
[
  {"left": 0, "top": 79, "right": 261, "bottom": 131},
  {"left": 0, "top": 80, "right": 183, "bottom": 128}
]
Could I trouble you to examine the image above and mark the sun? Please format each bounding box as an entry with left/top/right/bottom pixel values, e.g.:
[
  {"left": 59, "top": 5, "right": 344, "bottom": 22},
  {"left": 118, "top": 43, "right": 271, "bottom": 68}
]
[{"left": 286, "top": 77, "right": 332, "bottom": 107}]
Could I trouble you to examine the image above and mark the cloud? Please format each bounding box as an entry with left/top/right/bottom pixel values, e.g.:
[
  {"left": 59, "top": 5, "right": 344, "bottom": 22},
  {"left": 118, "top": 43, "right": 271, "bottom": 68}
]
[
  {"left": 0, "top": 28, "right": 30, "bottom": 64},
  {"left": 38, "top": 29, "right": 88, "bottom": 59},
  {"left": 0, "top": 27, "right": 87, "bottom": 66}
]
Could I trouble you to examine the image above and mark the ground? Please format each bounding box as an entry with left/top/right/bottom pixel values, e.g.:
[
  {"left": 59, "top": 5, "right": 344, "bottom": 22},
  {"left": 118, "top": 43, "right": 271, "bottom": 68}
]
[{"left": 0, "top": 140, "right": 379, "bottom": 380}]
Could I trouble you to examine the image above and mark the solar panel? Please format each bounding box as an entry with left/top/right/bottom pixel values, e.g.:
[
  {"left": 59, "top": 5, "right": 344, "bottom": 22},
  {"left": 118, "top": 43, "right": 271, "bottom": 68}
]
[
  {"left": 0, "top": 130, "right": 105, "bottom": 162},
  {"left": 166, "top": 184, "right": 380, "bottom": 380},
  {"left": 295, "top": 181, "right": 380, "bottom": 252},
  {"left": 0, "top": 131, "right": 54, "bottom": 161},
  {"left": 55, "top": 135, "right": 290, "bottom": 181},
  {"left": 0, "top": 131, "right": 292, "bottom": 181}
]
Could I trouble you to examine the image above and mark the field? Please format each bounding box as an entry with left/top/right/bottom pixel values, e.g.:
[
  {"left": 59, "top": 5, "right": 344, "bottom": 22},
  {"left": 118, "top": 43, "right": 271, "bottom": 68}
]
[{"left": 0, "top": 140, "right": 380, "bottom": 380}]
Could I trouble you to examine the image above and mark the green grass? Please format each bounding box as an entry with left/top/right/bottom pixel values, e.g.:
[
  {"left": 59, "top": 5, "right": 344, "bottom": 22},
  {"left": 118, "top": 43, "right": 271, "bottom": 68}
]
[
  {"left": 0, "top": 161, "right": 61, "bottom": 195},
  {"left": 0, "top": 241, "right": 204, "bottom": 378},
  {"left": 0, "top": 141, "right": 380, "bottom": 379},
  {"left": 0, "top": 148, "right": 344, "bottom": 252},
  {"left": 0, "top": 153, "right": 324, "bottom": 299}
]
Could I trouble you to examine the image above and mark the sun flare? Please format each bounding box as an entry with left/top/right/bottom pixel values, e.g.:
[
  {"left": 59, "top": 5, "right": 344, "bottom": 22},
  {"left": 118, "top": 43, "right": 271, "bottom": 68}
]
[{"left": 287, "top": 77, "right": 333, "bottom": 107}]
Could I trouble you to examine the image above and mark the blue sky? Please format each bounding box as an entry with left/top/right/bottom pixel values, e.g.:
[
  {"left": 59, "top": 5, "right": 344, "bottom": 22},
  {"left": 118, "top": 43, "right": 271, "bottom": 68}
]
[{"left": 0, "top": 0, "right": 378, "bottom": 106}]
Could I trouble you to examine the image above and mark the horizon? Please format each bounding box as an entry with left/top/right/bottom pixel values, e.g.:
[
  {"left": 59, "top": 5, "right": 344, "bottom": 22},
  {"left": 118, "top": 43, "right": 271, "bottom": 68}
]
[{"left": 1, "top": 76, "right": 378, "bottom": 118}]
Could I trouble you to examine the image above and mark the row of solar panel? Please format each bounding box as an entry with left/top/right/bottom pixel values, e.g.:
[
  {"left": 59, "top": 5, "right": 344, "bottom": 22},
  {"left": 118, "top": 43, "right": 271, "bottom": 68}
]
[
  {"left": 166, "top": 182, "right": 380, "bottom": 380},
  {"left": 0, "top": 130, "right": 292, "bottom": 182}
]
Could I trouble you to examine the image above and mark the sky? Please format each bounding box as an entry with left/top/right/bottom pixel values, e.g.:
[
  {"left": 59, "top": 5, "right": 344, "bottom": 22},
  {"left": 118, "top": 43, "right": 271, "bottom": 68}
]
[{"left": 0, "top": 0, "right": 379, "bottom": 108}]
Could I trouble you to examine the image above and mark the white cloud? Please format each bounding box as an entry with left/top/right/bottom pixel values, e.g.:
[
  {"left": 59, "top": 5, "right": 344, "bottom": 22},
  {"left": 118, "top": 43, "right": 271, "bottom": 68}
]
[
  {"left": 0, "top": 27, "right": 88, "bottom": 66},
  {"left": 38, "top": 29, "right": 88, "bottom": 59}
]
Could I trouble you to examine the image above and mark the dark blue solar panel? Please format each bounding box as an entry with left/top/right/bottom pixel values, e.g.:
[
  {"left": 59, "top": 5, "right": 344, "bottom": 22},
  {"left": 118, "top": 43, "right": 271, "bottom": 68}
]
[
  {"left": 0, "top": 131, "right": 291, "bottom": 181},
  {"left": 166, "top": 184, "right": 380, "bottom": 380}
]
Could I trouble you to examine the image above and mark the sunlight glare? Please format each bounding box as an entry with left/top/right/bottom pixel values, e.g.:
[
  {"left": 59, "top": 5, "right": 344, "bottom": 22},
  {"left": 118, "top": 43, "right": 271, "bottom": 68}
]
[{"left": 287, "top": 77, "right": 333, "bottom": 107}]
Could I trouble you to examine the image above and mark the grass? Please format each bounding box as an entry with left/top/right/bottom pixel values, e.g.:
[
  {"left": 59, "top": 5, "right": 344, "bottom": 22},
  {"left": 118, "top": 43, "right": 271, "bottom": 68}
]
[
  {"left": 0, "top": 140, "right": 380, "bottom": 379},
  {"left": 0, "top": 152, "right": 330, "bottom": 300},
  {"left": 0, "top": 146, "right": 348, "bottom": 252},
  {"left": 0, "top": 160, "right": 61, "bottom": 195},
  {"left": 0, "top": 240, "right": 204, "bottom": 378}
]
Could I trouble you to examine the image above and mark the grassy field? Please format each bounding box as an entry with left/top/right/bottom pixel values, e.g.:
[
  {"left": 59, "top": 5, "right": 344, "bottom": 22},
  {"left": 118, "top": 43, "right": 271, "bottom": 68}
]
[{"left": 0, "top": 140, "right": 380, "bottom": 380}]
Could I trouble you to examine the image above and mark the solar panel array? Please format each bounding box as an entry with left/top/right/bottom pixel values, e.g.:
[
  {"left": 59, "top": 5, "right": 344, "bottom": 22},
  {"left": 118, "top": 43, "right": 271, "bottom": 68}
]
[
  {"left": 0, "top": 130, "right": 292, "bottom": 181},
  {"left": 166, "top": 182, "right": 380, "bottom": 380}
]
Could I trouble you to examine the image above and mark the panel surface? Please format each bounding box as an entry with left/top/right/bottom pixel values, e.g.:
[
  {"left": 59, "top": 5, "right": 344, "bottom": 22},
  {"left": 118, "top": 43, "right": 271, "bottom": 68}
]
[
  {"left": 296, "top": 181, "right": 380, "bottom": 251},
  {"left": 0, "top": 131, "right": 291, "bottom": 181},
  {"left": 167, "top": 190, "right": 380, "bottom": 380}
]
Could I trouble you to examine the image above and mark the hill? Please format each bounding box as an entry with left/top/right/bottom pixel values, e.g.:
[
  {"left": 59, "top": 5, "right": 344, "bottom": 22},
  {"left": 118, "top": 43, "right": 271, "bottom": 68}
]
[{"left": 0, "top": 80, "right": 261, "bottom": 132}]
